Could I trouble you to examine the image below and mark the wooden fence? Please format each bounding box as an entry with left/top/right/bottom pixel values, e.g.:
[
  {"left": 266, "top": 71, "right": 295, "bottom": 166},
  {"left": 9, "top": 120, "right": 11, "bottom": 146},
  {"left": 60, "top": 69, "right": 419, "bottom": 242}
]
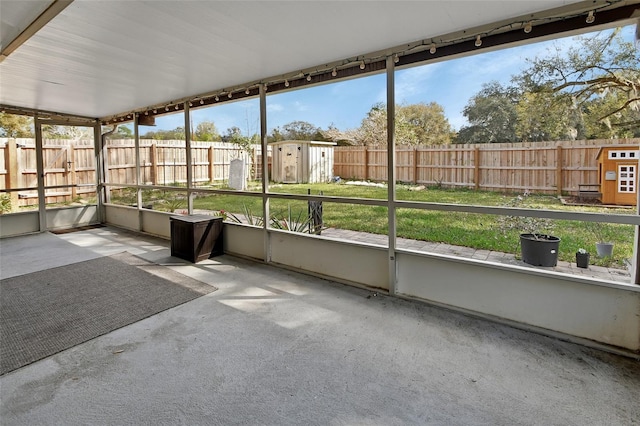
[
  {"left": 0, "top": 138, "right": 270, "bottom": 207},
  {"left": 334, "top": 139, "right": 640, "bottom": 195},
  {"left": 3, "top": 137, "right": 638, "bottom": 207},
  {"left": 103, "top": 140, "right": 269, "bottom": 186},
  {"left": 0, "top": 138, "right": 97, "bottom": 206}
]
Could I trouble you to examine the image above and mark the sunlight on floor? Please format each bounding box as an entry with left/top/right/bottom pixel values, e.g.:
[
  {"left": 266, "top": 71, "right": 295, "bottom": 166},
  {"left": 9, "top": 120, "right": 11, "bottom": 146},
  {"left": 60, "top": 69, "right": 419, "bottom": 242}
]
[
  {"left": 265, "top": 281, "right": 309, "bottom": 296},
  {"left": 219, "top": 297, "right": 341, "bottom": 330}
]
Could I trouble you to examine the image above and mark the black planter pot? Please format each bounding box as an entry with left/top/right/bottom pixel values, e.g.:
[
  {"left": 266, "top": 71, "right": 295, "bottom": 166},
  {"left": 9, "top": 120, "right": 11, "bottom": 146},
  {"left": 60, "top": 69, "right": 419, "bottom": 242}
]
[
  {"left": 576, "top": 252, "right": 590, "bottom": 268},
  {"left": 520, "top": 233, "right": 560, "bottom": 267}
]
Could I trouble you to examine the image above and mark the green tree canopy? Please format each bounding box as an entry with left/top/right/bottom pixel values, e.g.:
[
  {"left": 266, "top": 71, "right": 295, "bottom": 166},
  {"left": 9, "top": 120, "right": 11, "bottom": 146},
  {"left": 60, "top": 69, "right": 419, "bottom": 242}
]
[
  {"left": 518, "top": 27, "right": 639, "bottom": 139},
  {"left": 141, "top": 127, "right": 186, "bottom": 140},
  {"left": 0, "top": 113, "right": 34, "bottom": 138},
  {"left": 400, "top": 102, "right": 454, "bottom": 145},
  {"left": 515, "top": 91, "right": 574, "bottom": 142},
  {"left": 222, "top": 126, "right": 257, "bottom": 150},
  {"left": 355, "top": 102, "right": 453, "bottom": 146},
  {"left": 457, "top": 82, "right": 518, "bottom": 144},
  {"left": 193, "top": 120, "right": 221, "bottom": 141},
  {"left": 113, "top": 125, "right": 133, "bottom": 139},
  {"left": 456, "top": 27, "right": 638, "bottom": 143},
  {"left": 268, "top": 120, "right": 326, "bottom": 142}
]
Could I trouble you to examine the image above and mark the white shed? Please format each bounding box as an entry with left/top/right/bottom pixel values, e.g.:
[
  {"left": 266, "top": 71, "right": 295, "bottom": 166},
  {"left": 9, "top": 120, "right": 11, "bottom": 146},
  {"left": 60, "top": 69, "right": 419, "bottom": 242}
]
[{"left": 270, "top": 140, "right": 337, "bottom": 183}]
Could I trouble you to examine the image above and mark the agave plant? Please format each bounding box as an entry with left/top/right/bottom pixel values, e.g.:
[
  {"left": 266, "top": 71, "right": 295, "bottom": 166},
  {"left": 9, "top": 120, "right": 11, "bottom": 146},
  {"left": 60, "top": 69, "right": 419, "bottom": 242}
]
[
  {"left": 224, "top": 204, "right": 264, "bottom": 227},
  {"left": 270, "top": 205, "right": 312, "bottom": 233}
]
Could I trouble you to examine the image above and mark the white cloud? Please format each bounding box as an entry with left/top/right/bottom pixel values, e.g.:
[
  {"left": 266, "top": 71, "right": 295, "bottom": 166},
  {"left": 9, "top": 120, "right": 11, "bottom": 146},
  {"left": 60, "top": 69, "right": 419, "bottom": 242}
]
[
  {"left": 267, "top": 103, "right": 284, "bottom": 113},
  {"left": 294, "top": 101, "right": 308, "bottom": 112},
  {"left": 395, "top": 64, "right": 440, "bottom": 102}
]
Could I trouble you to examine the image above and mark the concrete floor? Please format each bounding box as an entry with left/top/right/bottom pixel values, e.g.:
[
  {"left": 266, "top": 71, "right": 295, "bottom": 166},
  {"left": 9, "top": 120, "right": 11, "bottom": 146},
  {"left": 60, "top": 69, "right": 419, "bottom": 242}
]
[{"left": 1, "top": 227, "right": 639, "bottom": 425}]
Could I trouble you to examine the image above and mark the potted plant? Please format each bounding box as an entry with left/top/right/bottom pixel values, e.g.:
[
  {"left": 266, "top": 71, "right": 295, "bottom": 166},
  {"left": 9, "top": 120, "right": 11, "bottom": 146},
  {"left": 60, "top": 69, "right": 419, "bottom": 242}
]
[
  {"left": 576, "top": 248, "right": 589, "bottom": 268},
  {"left": 587, "top": 221, "right": 614, "bottom": 257},
  {"left": 519, "top": 232, "right": 561, "bottom": 267},
  {"left": 499, "top": 194, "right": 560, "bottom": 267}
]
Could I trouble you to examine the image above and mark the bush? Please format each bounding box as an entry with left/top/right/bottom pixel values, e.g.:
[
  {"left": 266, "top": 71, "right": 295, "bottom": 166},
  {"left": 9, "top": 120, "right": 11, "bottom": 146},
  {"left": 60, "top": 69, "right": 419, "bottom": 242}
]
[{"left": 0, "top": 194, "right": 12, "bottom": 214}]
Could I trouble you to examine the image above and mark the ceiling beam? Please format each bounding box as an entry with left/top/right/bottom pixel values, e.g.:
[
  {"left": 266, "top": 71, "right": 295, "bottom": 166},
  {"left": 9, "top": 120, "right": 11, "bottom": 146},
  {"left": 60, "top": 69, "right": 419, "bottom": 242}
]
[
  {"left": 0, "top": 0, "right": 73, "bottom": 63},
  {"left": 399, "top": 3, "right": 640, "bottom": 66}
]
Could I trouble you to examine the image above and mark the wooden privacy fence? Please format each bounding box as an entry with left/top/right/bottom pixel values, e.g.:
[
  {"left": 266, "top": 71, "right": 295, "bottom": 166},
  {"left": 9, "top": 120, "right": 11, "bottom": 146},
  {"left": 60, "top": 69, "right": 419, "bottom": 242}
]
[
  {"left": 334, "top": 138, "right": 639, "bottom": 195},
  {"left": 104, "top": 140, "right": 270, "bottom": 186},
  {"left": 3, "top": 137, "right": 637, "bottom": 207},
  {"left": 0, "top": 138, "right": 270, "bottom": 207},
  {"left": 0, "top": 138, "right": 97, "bottom": 206}
]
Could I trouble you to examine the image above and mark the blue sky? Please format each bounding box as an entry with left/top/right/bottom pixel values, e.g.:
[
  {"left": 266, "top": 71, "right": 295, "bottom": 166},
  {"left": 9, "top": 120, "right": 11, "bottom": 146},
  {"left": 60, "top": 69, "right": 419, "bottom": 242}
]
[{"left": 148, "top": 25, "right": 635, "bottom": 135}]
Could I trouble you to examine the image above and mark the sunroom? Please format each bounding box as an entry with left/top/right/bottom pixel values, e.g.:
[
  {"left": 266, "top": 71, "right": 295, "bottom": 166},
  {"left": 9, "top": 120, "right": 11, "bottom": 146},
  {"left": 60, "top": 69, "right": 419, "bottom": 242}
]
[{"left": 0, "top": 1, "right": 639, "bottom": 420}]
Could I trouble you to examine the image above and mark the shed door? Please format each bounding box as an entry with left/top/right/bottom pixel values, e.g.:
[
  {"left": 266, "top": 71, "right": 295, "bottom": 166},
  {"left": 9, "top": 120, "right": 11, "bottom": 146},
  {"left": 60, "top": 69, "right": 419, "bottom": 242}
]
[
  {"left": 618, "top": 164, "right": 636, "bottom": 193},
  {"left": 615, "top": 164, "right": 636, "bottom": 205},
  {"left": 282, "top": 144, "right": 300, "bottom": 183}
]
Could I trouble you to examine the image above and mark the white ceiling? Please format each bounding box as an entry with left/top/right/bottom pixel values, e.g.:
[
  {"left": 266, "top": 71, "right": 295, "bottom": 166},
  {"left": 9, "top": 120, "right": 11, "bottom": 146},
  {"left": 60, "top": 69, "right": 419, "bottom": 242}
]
[{"left": 0, "top": 1, "right": 621, "bottom": 120}]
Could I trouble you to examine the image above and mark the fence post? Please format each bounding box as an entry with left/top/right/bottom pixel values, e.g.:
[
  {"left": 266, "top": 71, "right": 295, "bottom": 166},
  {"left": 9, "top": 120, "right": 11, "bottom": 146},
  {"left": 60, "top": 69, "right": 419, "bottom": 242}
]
[
  {"left": 252, "top": 147, "right": 257, "bottom": 181},
  {"left": 556, "top": 145, "right": 563, "bottom": 196},
  {"left": 207, "top": 144, "right": 216, "bottom": 183},
  {"left": 67, "top": 144, "right": 77, "bottom": 199},
  {"left": 474, "top": 147, "right": 480, "bottom": 191},
  {"left": 413, "top": 147, "right": 418, "bottom": 184},
  {"left": 6, "top": 139, "right": 19, "bottom": 208},
  {"left": 363, "top": 146, "right": 368, "bottom": 181},
  {"left": 150, "top": 142, "right": 158, "bottom": 185}
]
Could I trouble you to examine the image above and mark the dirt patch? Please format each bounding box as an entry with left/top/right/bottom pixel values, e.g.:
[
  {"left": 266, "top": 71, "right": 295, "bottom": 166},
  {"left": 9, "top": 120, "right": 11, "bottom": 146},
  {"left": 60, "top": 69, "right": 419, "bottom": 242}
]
[
  {"left": 560, "top": 197, "right": 632, "bottom": 209},
  {"left": 560, "top": 196, "right": 603, "bottom": 206}
]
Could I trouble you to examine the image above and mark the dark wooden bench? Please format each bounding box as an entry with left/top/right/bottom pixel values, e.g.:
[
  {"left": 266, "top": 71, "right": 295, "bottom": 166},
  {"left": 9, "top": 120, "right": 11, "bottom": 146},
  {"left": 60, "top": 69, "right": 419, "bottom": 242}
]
[{"left": 577, "top": 184, "right": 601, "bottom": 200}]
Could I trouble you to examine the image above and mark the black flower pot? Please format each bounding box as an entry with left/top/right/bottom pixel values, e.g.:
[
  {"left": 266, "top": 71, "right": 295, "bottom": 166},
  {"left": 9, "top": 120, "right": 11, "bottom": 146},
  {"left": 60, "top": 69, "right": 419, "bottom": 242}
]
[
  {"left": 576, "top": 252, "right": 589, "bottom": 268},
  {"left": 520, "top": 233, "right": 560, "bottom": 267}
]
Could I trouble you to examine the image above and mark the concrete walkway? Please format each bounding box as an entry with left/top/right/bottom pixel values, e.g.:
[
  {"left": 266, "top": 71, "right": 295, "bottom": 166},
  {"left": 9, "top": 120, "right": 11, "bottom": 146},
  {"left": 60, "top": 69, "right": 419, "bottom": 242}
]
[
  {"left": 320, "top": 228, "right": 632, "bottom": 284},
  {"left": 1, "top": 227, "right": 639, "bottom": 425}
]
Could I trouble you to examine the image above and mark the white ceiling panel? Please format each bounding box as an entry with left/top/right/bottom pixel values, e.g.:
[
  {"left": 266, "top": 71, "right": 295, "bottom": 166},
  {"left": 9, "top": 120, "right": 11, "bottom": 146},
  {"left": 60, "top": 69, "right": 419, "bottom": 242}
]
[
  {"left": 0, "top": 1, "right": 622, "bottom": 119},
  {"left": 0, "top": 0, "right": 55, "bottom": 50}
]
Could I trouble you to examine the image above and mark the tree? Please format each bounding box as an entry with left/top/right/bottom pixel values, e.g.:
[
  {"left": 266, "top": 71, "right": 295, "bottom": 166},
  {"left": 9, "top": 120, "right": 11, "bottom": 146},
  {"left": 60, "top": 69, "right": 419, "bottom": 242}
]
[
  {"left": 357, "top": 103, "right": 388, "bottom": 145},
  {"left": 268, "top": 121, "right": 326, "bottom": 142},
  {"left": 399, "top": 102, "right": 453, "bottom": 145},
  {"left": 222, "top": 126, "right": 257, "bottom": 152},
  {"left": 582, "top": 91, "right": 640, "bottom": 138},
  {"left": 456, "top": 81, "right": 518, "bottom": 143},
  {"left": 141, "top": 127, "right": 185, "bottom": 140},
  {"left": 42, "top": 125, "right": 93, "bottom": 140},
  {"left": 515, "top": 91, "right": 574, "bottom": 142},
  {"left": 355, "top": 102, "right": 452, "bottom": 146},
  {"left": 519, "top": 28, "right": 639, "bottom": 138},
  {"left": 222, "top": 126, "right": 258, "bottom": 179},
  {"left": 0, "top": 113, "right": 34, "bottom": 138},
  {"left": 320, "top": 124, "right": 361, "bottom": 145},
  {"left": 193, "top": 120, "right": 221, "bottom": 141},
  {"left": 113, "top": 125, "right": 133, "bottom": 139}
]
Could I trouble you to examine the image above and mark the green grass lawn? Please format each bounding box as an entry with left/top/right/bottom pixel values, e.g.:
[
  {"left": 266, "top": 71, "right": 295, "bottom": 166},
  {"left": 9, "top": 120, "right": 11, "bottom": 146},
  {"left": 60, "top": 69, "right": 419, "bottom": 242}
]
[{"left": 134, "top": 182, "right": 633, "bottom": 268}]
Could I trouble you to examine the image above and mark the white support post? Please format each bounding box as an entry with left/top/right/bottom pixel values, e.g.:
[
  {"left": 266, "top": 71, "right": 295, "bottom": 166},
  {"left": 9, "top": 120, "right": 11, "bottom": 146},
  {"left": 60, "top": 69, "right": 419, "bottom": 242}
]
[
  {"left": 260, "top": 83, "right": 271, "bottom": 263},
  {"left": 93, "top": 120, "right": 104, "bottom": 223},
  {"left": 184, "top": 102, "right": 194, "bottom": 214},
  {"left": 134, "top": 114, "right": 142, "bottom": 231},
  {"left": 34, "top": 115, "right": 46, "bottom": 232},
  {"left": 386, "top": 55, "right": 397, "bottom": 295}
]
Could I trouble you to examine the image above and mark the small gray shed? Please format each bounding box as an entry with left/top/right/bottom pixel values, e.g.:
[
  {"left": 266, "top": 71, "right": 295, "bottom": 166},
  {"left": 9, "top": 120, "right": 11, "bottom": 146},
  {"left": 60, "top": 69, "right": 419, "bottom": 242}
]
[{"left": 270, "top": 140, "right": 337, "bottom": 183}]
